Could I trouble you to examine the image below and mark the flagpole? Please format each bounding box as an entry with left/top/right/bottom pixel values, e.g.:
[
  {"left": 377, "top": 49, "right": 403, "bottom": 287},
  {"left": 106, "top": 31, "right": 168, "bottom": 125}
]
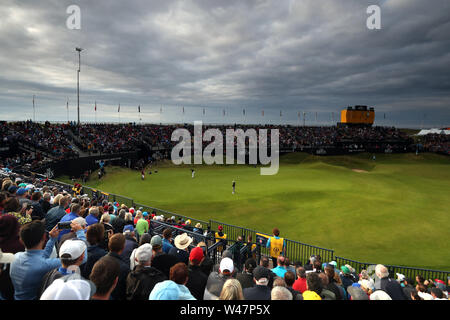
[
  {"left": 118, "top": 103, "right": 121, "bottom": 124},
  {"left": 95, "top": 101, "right": 97, "bottom": 124},
  {"left": 66, "top": 97, "right": 69, "bottom": 123},
  {"left": 32, "top": 95, "right": 35, "bottom": 122}
]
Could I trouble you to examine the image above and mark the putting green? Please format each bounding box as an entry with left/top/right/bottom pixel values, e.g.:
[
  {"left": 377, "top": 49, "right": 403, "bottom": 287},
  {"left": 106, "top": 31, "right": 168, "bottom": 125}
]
[{"left": 59, "top": 152, "right": 450, "bottom": 271}]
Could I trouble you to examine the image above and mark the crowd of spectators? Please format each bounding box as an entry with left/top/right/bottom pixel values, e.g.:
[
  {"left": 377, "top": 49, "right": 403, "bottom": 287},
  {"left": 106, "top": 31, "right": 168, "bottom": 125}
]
[
  {"left": 417, "top": 133, "right": 450, "bottom": 155},
  {"left": 2, "top": 121, "right": 78, "bottom": 160},
  {"left": 1, "top": 172, "right": 449, "bottom": 301},
  {"left": 2, "top": 121, "right": 421, "bottom": 163}
]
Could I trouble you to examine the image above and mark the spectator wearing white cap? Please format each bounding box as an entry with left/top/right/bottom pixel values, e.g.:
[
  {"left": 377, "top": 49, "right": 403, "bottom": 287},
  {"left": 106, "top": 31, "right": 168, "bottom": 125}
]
[
  {"left": 126, "top": 243, "right": 167, "bottom": 300},
  {"left": 38, "top": 233, "right": 88, "bottom": 298},
  {"left": 203, "top": 256, "right": 235, "bottom": 300},
  {"left": 40, "top": 278, "right": 95, "bottom": 300}
]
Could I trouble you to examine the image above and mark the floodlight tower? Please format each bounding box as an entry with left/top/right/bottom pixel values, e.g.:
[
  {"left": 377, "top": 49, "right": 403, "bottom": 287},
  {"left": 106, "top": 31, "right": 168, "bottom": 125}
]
[{"left": 76, "top": 47, "right": 83, "bottom": 125}]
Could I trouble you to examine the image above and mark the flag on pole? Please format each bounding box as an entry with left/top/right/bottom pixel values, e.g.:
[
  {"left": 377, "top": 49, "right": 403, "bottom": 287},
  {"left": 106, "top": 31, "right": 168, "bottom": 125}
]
[
  {"left": 223, "top": 109, "right": 225, "bottom": 117},
  {"left": 118, "top": 103, "right": 120, "bottom": 112},
  {"left": 243, "top": 108, "right": 245, "bottom": 116},
  {"left": 95, "top": 101, "right": 97, "bottom": 111},
  {"left": 138, "top": 105, "right": 140, "bottom": 113},
  {"left": 203, "top": 108, "right": 205, "bottom": 116},
  {"left": 160, "top": 106, "right": 162, "bottom": 113},
  {"left": 182, "top": 106, "right": 185, "bottom": 114}
]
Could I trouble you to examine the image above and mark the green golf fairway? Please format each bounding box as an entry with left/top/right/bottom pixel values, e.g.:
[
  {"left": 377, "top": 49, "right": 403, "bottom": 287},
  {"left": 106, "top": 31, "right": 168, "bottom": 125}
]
[{"left": 59, "top": 152, "right": 450, "bottom": 271}]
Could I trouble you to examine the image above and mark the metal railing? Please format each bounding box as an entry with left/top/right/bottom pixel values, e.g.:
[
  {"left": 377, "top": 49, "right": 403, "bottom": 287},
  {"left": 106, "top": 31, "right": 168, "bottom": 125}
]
[
  {"left": 19, "top": 172, "right": 450, "bottom": 282},
  {"left": 335, "top": 256, "right": 450, "bottom": 283}
]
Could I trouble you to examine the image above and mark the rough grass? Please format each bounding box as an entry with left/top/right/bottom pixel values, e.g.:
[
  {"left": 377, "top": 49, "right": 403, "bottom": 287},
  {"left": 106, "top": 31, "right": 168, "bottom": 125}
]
[{"left": 59, "top": 152, "right": 450, "bottom": 270}]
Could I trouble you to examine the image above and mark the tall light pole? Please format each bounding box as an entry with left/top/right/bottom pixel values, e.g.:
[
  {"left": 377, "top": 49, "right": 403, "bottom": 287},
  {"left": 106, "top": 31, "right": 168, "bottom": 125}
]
[{"left": 76, "top": 47, "right": 83, "bottom": 125}]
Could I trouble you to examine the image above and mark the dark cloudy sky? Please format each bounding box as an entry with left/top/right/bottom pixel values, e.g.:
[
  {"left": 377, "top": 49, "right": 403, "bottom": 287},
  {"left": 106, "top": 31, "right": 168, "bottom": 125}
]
[{"left": 0, "top": 0, "right": 449, "bottom": 127}]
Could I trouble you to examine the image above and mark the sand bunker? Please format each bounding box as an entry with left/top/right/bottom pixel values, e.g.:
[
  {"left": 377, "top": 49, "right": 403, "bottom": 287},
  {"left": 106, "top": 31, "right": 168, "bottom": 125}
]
[{"left": 352, "top": 169, "right": 369, "bottom": 173}]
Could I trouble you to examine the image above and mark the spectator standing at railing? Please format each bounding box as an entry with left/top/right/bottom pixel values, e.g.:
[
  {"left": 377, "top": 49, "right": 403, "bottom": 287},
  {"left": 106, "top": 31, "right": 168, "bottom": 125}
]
[
  {"left": 266, "top": 228, "right": 285, "bottom": 268},
  {"left": 272, "top": 256, "right": 288, "bottom": 278},
  {"left": 215, "top": 225, "right": 227, "bottom": 256},
  {"left": 374, "top": 264, "right": 407, "bottom": 300}
]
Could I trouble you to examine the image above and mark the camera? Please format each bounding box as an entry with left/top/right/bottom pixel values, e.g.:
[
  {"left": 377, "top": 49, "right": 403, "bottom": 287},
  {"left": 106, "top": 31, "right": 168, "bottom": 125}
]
[{"left": 57, "top": 221, "right": 72, "bottom": 230}]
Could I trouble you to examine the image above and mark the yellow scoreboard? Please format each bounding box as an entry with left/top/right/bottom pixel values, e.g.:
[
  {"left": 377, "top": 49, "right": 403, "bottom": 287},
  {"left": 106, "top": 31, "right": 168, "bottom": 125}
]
[{"left": 341, "top": 106, "right": 375, "bottom": 125}]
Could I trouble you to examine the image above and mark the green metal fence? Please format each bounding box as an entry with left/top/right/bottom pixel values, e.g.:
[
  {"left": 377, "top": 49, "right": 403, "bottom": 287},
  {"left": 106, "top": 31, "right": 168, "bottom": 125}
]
[{"left": 28, "top": 173, "right": 450, "bottom": 282}]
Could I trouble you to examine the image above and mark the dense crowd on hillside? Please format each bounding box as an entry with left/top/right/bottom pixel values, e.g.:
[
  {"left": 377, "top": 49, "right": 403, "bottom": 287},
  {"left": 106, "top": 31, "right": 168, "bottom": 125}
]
[{"left": 1, "top": 172, "right": 448, "bottom": 301}]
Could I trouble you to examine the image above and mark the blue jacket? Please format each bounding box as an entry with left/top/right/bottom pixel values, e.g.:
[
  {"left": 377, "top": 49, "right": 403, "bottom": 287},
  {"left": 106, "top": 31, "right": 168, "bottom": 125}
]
[
  {"left": 9, "top": 229, "right": 86, "bottom": 300},
  {"left": 162, "top": 238, "right": 174, "bottom": 254},
  {"left": 85, "top": 214, "right": 99, "bottom": 226}
]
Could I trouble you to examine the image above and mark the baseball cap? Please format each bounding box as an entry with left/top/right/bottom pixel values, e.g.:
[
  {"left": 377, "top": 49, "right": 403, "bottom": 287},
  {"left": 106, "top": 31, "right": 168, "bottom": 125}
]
[
  {"left": 59, "top": 239, "right": 87, "bottom": 260},
  {"left": 40, "top": 279, "right": 94, "bottom": 300},
  {"left": 341, "top": 266, "right": 350, "bottom": 274},
  {"left": 150, "top": 235, "right": 163, "bottom": 248},
  {"left": 143, "top": 212, "right": 148, "bottom": 217},
  {"left": 328, "top": 261, "right": 337, "bottom": 268},
  {"left": 218, "top": 225, "right": 223, "bottom": 231},
  {"left": 16, "top": 188, "right": 27, "bottom": 196},
  {"left": 135, "top": 243, "right": 153, "bottom": 263},
  {"left": 219, "top": 257, "right": 234, "bottom": 273},
  {"left": 123, "top": 225, "right": 134, "bottom": 233},
  {"left": 396, "top": 273, "right": 405, "bottom": 282},
  {"left": 189, "top": 247, "right": 204, "bottom": 263}
]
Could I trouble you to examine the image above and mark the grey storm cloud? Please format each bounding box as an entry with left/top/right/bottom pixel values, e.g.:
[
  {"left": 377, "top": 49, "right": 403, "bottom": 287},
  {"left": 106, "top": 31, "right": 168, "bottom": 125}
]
[{"left": 0, "top": 0, "right": 449, "bottom": 127}]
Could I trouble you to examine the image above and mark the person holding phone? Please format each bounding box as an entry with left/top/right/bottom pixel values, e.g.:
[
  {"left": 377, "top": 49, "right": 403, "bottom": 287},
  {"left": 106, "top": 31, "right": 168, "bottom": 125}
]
[{"left": 9, "top": 221, "right": 62, "bottom": 300}]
